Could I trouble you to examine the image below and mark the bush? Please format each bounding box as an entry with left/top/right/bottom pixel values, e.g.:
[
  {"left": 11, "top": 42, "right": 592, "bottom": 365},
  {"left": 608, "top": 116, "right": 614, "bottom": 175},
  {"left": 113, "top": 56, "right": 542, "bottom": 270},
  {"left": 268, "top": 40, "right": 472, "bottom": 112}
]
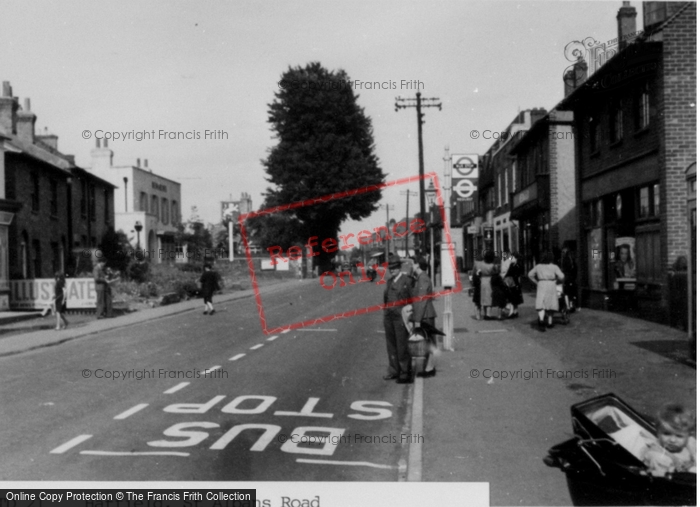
[
  {"left": 138, "top": 282, "right": 159, "bottom": 298},
  {"left": 127, "top": 260, "right": 150, "bottom": 284},
  {"left": 173, "top": 279, "right": 199, "bottom": 298}
]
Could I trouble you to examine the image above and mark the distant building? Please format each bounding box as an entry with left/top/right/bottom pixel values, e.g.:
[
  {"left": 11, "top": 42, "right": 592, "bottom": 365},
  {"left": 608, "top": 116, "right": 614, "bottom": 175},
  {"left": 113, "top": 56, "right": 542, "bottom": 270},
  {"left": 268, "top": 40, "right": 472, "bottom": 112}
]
[
  {"left": 0, "top": 82, "right": 114, "bottom": 310},
  {"left": 89, "top": 141, "right": 181, "bottom": 263}
]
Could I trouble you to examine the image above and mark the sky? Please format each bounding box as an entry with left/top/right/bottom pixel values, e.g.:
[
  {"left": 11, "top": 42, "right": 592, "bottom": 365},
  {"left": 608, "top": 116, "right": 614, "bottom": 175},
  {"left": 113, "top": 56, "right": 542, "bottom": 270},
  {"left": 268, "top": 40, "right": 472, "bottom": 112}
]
[{"left": 0, "top": 0, "right": 643, "bottom": 238}]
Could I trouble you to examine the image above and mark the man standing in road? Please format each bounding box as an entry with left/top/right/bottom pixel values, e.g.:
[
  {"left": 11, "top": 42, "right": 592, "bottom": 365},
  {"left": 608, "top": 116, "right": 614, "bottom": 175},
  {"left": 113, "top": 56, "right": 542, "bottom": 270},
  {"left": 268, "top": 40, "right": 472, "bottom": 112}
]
[{"left": 383, "top": 255, "right": 414, "bottom": 384}]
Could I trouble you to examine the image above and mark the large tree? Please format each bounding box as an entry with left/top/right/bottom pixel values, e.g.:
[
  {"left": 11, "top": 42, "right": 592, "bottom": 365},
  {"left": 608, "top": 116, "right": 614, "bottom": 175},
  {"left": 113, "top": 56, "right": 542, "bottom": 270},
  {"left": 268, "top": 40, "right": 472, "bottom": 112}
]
[{"left": 258, "top": 62, "right": 385, "bottom": 272}]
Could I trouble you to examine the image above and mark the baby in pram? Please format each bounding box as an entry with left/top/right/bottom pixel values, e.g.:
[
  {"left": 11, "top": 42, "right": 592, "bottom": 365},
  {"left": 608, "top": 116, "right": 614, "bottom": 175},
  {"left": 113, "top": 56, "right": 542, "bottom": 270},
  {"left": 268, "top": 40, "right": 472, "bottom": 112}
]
[{"left": 643, "top": 403, "right": 696, "bottom": 477}]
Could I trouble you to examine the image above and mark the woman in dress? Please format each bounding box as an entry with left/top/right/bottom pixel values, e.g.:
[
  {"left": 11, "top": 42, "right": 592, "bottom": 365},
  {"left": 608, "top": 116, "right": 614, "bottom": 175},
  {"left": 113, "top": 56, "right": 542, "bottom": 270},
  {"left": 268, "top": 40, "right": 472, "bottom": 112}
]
[
  {"left": 528, "top": 251, "right": 565, "bottom": 331},
  {"left": 475, "top": 250, "right": 499, "bottom": 320},
  {"left": 54, "top": 272, "right": 68, "bottom": 330},
  {"left": 503, "top": 252, "right": 525, "bottom": 318}
]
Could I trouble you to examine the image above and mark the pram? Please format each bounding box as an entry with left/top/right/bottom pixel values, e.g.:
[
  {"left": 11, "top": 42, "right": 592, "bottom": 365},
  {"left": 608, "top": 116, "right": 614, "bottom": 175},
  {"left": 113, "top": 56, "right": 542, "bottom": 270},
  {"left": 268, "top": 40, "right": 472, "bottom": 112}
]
[
  {"left": 556, "top": 282, "right": 570, "bottom": 325},
  {"left": 544, "top": 393, "right": 696, "bottom": 506}
]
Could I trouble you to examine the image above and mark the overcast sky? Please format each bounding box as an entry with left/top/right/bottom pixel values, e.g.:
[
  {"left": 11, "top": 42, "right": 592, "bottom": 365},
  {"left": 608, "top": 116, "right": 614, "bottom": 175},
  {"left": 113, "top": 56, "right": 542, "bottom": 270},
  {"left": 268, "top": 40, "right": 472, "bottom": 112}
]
[{"left": 1, "top": 0, "right": 642, "bottom": 237}]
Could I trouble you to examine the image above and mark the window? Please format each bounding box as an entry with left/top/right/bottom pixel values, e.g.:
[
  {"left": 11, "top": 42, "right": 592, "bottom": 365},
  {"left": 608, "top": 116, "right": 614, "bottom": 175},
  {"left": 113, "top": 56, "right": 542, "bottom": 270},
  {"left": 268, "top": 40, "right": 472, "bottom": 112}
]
[
  {"left": 634, "top": 82, "right": 650, "bottom": 130},
  {"left": 590, "top": 117, "right": 601, "bottom": 153},
  {"left": 496, "top": 174, "right": 502, "bottom": 207},
  {"left": 31, "top": 172, "right": 40, "bottom": 212},
  {"left": 89, "top": 184, "right": 96, "bottom": 221},
  {"left": 140, "top": 192, "right": 148, "bottom": 212},
  {"left": 80, "top": 179, "right": 87, "bottom": 218},
  {"left": 104, "top": 188, "right": 110, "bottom": 223},
  {"left": 32, "top": 239, "right": 41, "bottom": 278},
  {"left": 171, "top": 201, "right": 178, "bottom": 223},
  {"left": 51, "top": 242, "right": 60, "bottom": 275},
  {"left": 49, "top": 179, "right": 58, "bottom": 216},
  {"left": 610, "top": 98, "right": 623, "bottom": 144},
  {"left": 162, "top": 198, "right": 169, "bottom": 224},
  {"left": 151, "top": 195, "right": 159, "bottom": 217},
  {"left": 638, "top": 183, "right": 660, "bottom": 218}
]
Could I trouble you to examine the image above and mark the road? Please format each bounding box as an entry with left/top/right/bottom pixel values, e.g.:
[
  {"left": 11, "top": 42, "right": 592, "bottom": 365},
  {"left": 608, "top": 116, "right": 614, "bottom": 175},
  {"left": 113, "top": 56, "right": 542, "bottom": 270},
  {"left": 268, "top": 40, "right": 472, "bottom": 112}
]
[{"left": 0, "top": 276, "right": 414, "bottom": 481}]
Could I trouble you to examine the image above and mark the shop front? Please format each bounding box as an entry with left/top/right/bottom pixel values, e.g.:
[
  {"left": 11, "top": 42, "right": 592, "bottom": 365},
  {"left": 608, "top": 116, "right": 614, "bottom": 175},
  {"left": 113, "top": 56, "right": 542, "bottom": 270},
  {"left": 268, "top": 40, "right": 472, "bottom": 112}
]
[{"left": 511, "top": 178, "right": 550, "bottom": 272}]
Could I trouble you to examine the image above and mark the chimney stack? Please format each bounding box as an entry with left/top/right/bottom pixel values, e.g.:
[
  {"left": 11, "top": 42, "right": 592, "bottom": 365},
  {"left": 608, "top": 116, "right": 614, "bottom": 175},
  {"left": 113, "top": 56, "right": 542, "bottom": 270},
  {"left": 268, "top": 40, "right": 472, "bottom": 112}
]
[
  {"left": 0, "top": 81, "right": 19, "bottom": 136},
  {"left": 36, "top": 126, "right": 58, "bottom": 151},
  {"left": 16, "top": 98, "right": 36, "bottom": 144},
  {"left": 91, "top": 134, "right": 113, "bottom": 170},
  {"left": 617, "top": 1, "right": 638, "bottom": 50},
  {"left": 564, "top": 59, "right": 589, "bottom": 97},
  {"left": 136, "top": 158, "right": 141, "bottom": 167},
  {"left": 144, "top": 159, "right": 148, "bottom": 168}
]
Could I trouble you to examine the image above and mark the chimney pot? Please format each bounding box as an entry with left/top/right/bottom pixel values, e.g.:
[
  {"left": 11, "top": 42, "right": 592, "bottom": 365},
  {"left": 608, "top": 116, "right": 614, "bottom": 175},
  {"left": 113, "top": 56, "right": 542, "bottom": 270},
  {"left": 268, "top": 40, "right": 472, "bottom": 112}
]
[
  {"left": 23, "top": 98, "right": 30, "bottom": 111},
  {"left": 2, "top": 82, "right": 11, "bottom": 97},
  {"left": 144, "top": 159, "right": 148, "bottom": 168},
  {"left": 617, "top": 1, "right": 638, "bottom": 50}
]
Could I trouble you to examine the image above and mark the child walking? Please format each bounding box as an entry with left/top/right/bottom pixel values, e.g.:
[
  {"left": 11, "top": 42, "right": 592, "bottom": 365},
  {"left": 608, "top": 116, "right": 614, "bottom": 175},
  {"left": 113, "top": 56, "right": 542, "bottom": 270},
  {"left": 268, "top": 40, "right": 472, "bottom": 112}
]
[{"left": 199, "top": 263, "right": 220, "bottom": 315}]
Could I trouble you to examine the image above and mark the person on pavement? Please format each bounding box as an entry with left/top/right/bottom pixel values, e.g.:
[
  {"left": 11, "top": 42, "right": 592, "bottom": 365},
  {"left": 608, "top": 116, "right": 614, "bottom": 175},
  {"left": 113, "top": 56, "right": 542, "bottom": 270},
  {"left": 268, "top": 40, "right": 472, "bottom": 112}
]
[
  {"left": 561, "top": 245, "right": 578, "bottom": 311},
  {"left": 410, "top": 256, "right": 438, "bottom": 378},
  {"left": 93, "top": 259, "right": 113, "bottom": 319},
  {"left": 503, "top": 252, "right": 524, "bottom": 318},
  {"left": 528, "top": 251, "right": 565, "bottom": 331},
  {"left": 53, "top": 272, "right": 69, "bottom": 330},
  {"left": 199, "top": 263, "right": 220, "bottom": 315},
  {"left": 475, "top": 250, "right": 499, "bottom": 320},
  {"left": 383, "top": 254, "right": 414, "bottom": 384}
]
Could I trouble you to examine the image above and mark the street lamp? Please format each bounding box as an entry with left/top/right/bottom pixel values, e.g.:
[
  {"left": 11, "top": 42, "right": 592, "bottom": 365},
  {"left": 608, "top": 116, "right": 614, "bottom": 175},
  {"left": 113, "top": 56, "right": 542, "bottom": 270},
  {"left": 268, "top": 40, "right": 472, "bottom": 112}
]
[
  {"left": 134, "top": 221, "right": 143, "bottom": 251},
  {"left": 425, "top": 180, "right": 437, "bottom": 286}
]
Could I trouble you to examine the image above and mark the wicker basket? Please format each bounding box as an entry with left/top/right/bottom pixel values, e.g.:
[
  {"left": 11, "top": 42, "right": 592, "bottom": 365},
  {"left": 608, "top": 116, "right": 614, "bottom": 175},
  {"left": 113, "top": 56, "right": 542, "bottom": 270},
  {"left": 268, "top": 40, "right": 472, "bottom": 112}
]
[{"left": 408, "top": 328, "right": 429, "bottom": 357}]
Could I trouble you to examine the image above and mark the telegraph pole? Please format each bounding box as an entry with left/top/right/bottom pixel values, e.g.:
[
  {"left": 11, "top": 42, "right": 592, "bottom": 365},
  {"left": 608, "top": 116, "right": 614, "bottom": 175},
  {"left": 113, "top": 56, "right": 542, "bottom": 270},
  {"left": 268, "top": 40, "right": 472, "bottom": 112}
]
[
  {"left": 395, "top": 92, "right": 441, "bottom": 255},
  {"left": 384, "top": 203, "right": 395, "bottom": 263},
  {"left": 400, "top": 190, "right": 418, "bottom": 257}
]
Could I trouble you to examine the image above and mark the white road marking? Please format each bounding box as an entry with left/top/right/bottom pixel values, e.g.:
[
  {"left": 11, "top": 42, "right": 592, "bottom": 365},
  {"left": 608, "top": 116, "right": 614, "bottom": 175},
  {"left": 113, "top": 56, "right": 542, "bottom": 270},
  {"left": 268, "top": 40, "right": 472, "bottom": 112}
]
[
  {"left": 477, "top": 329, "right": 508, "bottom": 333},
  {"left": 229, "top": 353, "right": 246, "bottom": 361},
  {"left": 114, "top": 403, "right": 149, "bottom": 420},
  {"left": 250, "top": 344, "right": 264, "bottom": 350},
  {"left": 298, "top": 328, "right": 337, "bottom": 332},
  {"left": 296, "top": 458, "right": 396, "bottom": 469},
  {"left": 407, "top": 376, "right": 424, "bottom": 481},
  {"left": 281, "top": 329, "right": 290, "bottom": 334},
  {"left": 202, "top": 365, "right": 222, "bottom": 375},
  {"left": 266, "top": 336, "right": 278, "bottom": 341},
  {"left": 164, "top": 382, "right": 189, "bottom": 394},
  {"left": 80, "top": 450, "right": 189, "bottom": 457},
  {"left": 50, "top": 434, "right": 92, "bottom": 454}
]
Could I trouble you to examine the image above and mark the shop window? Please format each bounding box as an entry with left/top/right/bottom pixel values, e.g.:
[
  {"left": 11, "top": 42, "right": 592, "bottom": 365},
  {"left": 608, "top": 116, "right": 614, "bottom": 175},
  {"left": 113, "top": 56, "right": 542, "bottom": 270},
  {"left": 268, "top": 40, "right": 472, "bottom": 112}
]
[
  {"left": 634, "top": 82, "right": 650, "bottom": 131},
  {"left": 609, "top": 98, "right": 623, "bottom": 144},
  {"left": 636, "top": 229, "right": 662, "bottom": 282}
]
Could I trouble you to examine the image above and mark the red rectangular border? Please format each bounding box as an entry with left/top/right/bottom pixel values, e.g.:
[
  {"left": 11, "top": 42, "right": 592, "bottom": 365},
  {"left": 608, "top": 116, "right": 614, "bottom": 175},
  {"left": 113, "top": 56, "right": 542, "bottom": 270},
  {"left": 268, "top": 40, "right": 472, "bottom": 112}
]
[{"left": 239, "top": 172, "right": 462, "bottom": 334}]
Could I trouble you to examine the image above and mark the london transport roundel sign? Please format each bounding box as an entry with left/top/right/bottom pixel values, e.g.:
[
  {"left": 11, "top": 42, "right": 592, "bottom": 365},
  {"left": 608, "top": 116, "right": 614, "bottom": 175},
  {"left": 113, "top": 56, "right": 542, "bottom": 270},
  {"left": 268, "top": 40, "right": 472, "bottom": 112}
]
[
  {"left": 454, "top": 179, "right": 477, "bottom": 199},
  {"left": 452, "top": 155, "right": 477, "bottom": 178}
]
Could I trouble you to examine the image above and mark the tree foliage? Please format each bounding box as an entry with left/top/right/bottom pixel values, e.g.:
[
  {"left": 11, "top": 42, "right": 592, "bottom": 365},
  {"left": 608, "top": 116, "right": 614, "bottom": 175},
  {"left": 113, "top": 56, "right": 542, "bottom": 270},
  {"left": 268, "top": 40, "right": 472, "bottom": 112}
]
[{"left": 258, "top": 62, "right": 385, "bottom": 271}]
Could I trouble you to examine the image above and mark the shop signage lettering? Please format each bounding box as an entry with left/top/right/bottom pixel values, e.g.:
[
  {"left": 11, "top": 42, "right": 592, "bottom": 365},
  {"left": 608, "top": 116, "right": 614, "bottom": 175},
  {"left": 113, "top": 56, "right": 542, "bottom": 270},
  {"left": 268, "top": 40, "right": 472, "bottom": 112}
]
[{"left": 10, "top": 278, "right": 97, "bottom": 310}]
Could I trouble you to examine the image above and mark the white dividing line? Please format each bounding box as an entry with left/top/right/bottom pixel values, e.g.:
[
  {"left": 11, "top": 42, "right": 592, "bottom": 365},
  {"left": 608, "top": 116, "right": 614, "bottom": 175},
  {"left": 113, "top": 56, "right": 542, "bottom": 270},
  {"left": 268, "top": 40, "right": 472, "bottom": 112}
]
[
  {"left": 80, "top": 450, "right": 189, "bottom": 457},
  {"left": 296, "top": 458, "right": 396, "bottom": 469},
  {"left": 298, "top": 328, "right": 338, "bottom": 332},
  {"left": 163, "top": 382, "right": 189, "bottom": 394},
  {"left": 281, "top": 329, "right": 291, "bottom": 334},
  {"left": 250, "top": 344, "right": 264, "bottom": 350},
  {"left": 114, "top": 403, "right": 149, "bottom": 420},
  {"left": 202, "top": 365, "right": 222, "bottom": 375},
  {"left": 477, "top": 329, "right": 508, "bottom": 334},
  {"left": 407, "top": 376, "right": 424, "bottom": 481},
  {"left": 266, "top": 336, "right": 279, "bottom": 341},
  {"left": 50, "top": 434, "right": 93, "bottom": 454},
  {"left": 229, "top": 353, "right": 246, "bottom": 361}
]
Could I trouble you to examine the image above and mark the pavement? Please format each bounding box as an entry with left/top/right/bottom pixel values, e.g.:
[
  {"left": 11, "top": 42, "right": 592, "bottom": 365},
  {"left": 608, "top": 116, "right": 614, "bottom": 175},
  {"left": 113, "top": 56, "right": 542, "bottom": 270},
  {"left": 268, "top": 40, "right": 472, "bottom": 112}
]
[{"left": 0, "top": 281, "right": 295, "bottom": 357}]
